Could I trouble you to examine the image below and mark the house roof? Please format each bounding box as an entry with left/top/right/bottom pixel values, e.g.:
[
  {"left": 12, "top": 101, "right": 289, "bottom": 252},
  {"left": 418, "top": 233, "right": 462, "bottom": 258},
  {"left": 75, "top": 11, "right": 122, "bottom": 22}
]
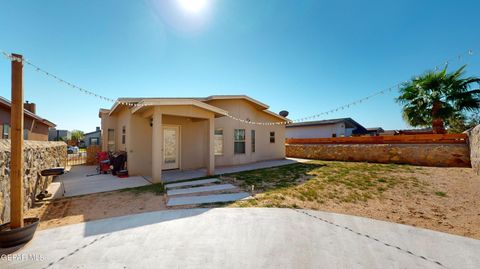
[
  {"left": 286, "top": 118, "right": 367, "bottom": 134},
  {"left": 366, "top": 127, "right": 384, "bottom": 132},
  {"left": 129, "top": 98, "right": 228, "bottom": 117},
  {"left": 84, "top": 130, "right": 101, "bottom": 136},
  {"left": 102, "top": 95, "right": 287, "bottom": 121},
  {"left": 0, "top": 96, "right": 56, "bottom": 127},
  {"left": 200, "top": 95, "right": 269, "bottom": 110}
]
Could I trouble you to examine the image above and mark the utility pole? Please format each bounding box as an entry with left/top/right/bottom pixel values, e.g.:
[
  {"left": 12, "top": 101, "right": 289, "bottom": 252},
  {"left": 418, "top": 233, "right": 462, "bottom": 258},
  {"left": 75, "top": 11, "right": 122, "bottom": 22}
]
[{"left": 10, "top": 53, "right": 24, "bottom": 228}]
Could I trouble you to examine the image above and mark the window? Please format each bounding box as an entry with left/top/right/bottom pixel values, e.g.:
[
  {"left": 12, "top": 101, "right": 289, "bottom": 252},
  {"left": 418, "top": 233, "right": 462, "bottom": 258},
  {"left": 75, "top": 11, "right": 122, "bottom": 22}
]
[
  {"left": 269, "top": 131, "right": 275, "bottom": 143},
  {"left": 2, "top": 124, "right": 9, "bottom": 139},
  {"left": 122, "top": 126, "right": 126, "bottom": 144},
  {"left": 214, "top": 129, "right": 223, "bottom": 155},
  {"left": 90, "top": 137, "right": 99, "bottom": 145},
  {"left": 332, "top": 133, "right": 337, "bottom": 138},
  {"left": 251, "top": 130, "right": 255, "bottom": 153},
  {"left": 234, "top": 129, "right": 245, "bottom": 154},
  {"left": 23, "top": 129, "right": 28, "bottom": 140},
  {"left": 107, "top": 129, "right": 115, "bottom": 152}
]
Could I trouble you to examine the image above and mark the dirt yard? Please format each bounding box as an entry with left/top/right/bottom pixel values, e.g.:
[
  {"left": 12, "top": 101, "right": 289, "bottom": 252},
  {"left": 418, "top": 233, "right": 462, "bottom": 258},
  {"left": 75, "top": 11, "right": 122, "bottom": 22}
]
[
  {"left": 27, "top": 161, "right": 480, "bottom": 239},
  {"left": 27, "top": 185, "right": 168, "bottom": 230}
]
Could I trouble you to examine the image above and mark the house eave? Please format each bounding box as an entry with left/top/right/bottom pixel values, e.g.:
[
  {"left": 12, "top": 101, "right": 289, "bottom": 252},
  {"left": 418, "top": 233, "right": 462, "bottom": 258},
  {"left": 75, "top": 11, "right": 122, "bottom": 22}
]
[{"left": 130, "top": 99, "right": 228, "bottom": 117}]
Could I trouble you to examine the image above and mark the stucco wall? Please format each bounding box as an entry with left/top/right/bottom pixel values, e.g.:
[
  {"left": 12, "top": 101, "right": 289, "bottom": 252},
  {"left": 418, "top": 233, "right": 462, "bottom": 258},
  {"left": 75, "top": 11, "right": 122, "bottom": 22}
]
[
  {"left": 286, "top": 143, "right": 470, "bottom": 167},
  {"left": 128, "top": 114, "right": 152, "bottom": 176},
  {"left": 467, "top": 125, "right": 480, "bottom": 174},
  {"left": 206, "top": 99, "right": 285, "bottom": 166},
  {"left": 100, "top": 99, "right": 286, "bottom": 177},
  {"left": 0, "top": 140, "right": 66, "bottom": 224}
]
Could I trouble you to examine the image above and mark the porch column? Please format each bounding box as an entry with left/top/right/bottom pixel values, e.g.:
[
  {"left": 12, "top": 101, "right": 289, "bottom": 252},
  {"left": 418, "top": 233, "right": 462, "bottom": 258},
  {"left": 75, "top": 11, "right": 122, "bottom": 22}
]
[
  {"left": 152, "top": 107, "right": 163, "bottom": 183},
  {"left": 206, "top": 116, "right": 215, "bottom": 176}
]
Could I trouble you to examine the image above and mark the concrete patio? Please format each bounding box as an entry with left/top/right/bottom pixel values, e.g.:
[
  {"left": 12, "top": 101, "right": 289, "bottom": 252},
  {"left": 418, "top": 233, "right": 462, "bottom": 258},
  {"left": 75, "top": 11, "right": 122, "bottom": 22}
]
[
  {"left": 50, "top": 166, "right": 151, "bottom": 197},
  {"left": 161, "top": 157, "right": 310, "bottom": 183},
  {"left": 1, "top": 208, "right": 479, "bottom": 268}
]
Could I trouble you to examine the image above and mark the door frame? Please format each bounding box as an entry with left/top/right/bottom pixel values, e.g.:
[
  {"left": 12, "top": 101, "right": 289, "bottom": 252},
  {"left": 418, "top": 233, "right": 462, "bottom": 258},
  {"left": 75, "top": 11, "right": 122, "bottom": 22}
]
[{"left": 162, "top": 124, "right": 181, "bottom": 170}]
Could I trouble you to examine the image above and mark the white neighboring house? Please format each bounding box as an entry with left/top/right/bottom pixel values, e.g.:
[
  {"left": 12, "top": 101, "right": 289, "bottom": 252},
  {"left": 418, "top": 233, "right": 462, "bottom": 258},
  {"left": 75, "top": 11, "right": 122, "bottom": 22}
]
[{"left": 285, "top": 118, "right": 367, "bottom": 138}]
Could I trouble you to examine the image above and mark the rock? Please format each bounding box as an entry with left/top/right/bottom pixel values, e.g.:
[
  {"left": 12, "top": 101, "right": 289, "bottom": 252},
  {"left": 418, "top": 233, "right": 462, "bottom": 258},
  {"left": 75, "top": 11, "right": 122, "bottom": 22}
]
[
  {"left": 286, "top": 143, "right": 470, "bottom": 167},
  {"left": 0, "top": 140, "right": 66, "bottom": 224}
]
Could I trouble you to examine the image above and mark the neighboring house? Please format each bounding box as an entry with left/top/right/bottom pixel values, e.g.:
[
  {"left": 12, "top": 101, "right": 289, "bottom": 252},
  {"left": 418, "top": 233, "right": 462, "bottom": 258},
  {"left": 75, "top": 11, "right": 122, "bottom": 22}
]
[
  {"left": 381, "top": 128, "right": 433, "bottom": 136},
  {"left": 99, "top": 95, "right": 287, "bottom": 182},
  {"left": 0, "top": 97, "right": 55, "bottom": 141},
  {"left": 366, "top": 127, "right": 384, "bottom": 136},
  {"left": 48, "top": 128, "right": 72, "bottom": 141},
  {"left": 286, "top": 118, "right": 367, "bottom": 138},
  {"left": 83, "top": 127, "right": 101, "bottom": 147}
]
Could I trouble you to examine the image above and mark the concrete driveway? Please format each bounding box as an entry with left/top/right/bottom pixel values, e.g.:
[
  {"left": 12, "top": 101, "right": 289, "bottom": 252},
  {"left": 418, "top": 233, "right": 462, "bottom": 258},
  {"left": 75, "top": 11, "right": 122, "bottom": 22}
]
[{"left": 2, "top": 208, "right": 479, "bottom": 269}]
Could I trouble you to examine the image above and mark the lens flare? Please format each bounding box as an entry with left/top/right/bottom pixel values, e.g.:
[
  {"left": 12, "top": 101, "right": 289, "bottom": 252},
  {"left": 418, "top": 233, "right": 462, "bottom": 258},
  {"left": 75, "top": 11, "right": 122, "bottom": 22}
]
[{"left": 177, "top": 0, "right": 209, "bottom": 14}]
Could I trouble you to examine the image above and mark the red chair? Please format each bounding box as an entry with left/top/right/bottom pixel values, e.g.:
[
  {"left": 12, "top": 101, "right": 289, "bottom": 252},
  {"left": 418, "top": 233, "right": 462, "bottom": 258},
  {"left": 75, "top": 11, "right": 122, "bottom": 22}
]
[{"left": 97, "top": 151, "right": 110, "bottom": 174}]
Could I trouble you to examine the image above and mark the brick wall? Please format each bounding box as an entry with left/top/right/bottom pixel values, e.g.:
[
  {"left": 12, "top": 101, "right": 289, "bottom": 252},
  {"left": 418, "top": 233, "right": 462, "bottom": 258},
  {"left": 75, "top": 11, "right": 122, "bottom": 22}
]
[{"left": 0, "top": 140, "right": 66, "bottom": 224}]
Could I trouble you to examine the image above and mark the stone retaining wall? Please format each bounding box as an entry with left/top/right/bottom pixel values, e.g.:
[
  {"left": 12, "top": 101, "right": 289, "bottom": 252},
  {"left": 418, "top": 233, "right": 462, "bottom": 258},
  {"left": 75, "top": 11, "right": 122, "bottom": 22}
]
[
  {"left": 286, "top": 143, "right": 470, "bottom": 167},
  {"left": 0, "top": 140, "right": 66, "bottom": 224},
  {"left": 466, "top": 125, "right": 480, "bottom": 174}
]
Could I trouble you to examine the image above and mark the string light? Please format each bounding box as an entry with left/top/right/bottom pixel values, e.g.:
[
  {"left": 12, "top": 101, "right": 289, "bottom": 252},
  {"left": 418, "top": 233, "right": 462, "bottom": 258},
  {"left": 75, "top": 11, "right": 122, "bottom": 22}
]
[{"left": 1, "top": 48, "right": 475, "bottom": 125}]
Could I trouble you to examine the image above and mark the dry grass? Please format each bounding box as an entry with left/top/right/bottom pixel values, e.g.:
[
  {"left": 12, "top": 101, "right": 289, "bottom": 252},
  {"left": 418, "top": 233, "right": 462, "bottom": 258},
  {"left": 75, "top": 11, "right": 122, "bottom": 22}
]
[{"left": 224, "top": 161, "right": 423, "bottom": 207}]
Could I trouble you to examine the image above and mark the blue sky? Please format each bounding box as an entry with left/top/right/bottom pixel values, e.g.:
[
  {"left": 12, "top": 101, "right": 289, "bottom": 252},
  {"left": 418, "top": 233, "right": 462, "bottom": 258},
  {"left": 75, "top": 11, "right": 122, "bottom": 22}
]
[{"left": 0, "top": 0, "right": 479, "bottom": 132}]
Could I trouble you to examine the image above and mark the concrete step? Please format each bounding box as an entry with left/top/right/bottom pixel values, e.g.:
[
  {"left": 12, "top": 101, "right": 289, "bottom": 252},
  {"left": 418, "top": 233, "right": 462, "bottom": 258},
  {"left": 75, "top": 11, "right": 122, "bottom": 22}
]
[
  {"left": 167, "top": 184, "right": 236, "bottom": 196},
  {"left": 167, "top": 192, "right": 251, "bottom": 206},
  {"left": 165, "top": 178, "right": 220, "bottom": 189}
]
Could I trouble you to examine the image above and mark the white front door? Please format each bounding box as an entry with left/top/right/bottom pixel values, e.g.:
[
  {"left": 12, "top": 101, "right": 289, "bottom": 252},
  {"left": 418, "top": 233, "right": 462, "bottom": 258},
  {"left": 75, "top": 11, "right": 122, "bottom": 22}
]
[{"left": 163, "top": 126, "right": 180, "bottom": 170}]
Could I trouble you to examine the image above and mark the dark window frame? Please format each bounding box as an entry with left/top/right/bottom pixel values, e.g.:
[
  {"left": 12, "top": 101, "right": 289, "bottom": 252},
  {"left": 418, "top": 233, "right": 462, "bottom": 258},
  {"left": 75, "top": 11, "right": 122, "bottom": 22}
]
[
  {"left": 251, "top": 130, "right": 256, "bottom": 153},
  {"left": 122, "top": 126, "right": 126, "bottom": 144},
  {"left": 269, "top": 131, "right": 275, "bottom": 143},
  {"left": 234, "top": 129, "right": 246, "bottom": 154}
]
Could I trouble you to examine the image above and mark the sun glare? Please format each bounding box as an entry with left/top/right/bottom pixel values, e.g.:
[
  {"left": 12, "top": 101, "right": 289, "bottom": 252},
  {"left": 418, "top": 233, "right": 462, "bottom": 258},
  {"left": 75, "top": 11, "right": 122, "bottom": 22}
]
[{"left": 177, "top": 0, "right": 209, "bottom": 14}]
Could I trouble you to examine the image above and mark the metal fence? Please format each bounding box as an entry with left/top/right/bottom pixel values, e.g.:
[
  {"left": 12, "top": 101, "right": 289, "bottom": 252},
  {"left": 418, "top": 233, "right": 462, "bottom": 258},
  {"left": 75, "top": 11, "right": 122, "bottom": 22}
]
[{"left": 67, "top": 151, "right": 87, "bottom": 166}]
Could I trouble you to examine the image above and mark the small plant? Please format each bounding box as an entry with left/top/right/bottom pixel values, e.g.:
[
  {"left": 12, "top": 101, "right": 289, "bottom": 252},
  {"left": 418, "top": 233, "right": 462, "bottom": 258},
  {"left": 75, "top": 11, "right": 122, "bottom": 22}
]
[{"left": 435, "top": 191, "right": 447, "bottom": 197}]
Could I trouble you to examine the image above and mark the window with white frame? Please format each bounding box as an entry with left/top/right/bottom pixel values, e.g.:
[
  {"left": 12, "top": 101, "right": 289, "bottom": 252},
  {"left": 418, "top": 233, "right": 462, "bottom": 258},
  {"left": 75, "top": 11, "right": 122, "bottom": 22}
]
[
  {"left": 234, "top": 129, "right": 245, "bottom": 154},
  {"left": 214, "top": 129, "right": 223, "bottom": 155},
  {"left": 107, "top": 129, "right": 115, "bottom": 152},
  {"left": 2, "top": 124, "right": 9, "bottom": 139}
]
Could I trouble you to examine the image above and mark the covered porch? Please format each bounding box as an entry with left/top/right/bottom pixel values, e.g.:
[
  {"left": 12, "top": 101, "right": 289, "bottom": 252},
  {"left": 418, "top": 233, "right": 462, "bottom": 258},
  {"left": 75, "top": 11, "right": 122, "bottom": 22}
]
[{"left": 129, "top": 99, "right": 227, "bottom": 183}]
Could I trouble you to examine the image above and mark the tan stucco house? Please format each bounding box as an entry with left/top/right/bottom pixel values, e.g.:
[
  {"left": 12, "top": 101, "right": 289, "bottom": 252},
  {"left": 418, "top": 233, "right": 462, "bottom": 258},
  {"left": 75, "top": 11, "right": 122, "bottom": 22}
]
[{"left": 99, "top": 95, "right": 287, "bottom": 182}]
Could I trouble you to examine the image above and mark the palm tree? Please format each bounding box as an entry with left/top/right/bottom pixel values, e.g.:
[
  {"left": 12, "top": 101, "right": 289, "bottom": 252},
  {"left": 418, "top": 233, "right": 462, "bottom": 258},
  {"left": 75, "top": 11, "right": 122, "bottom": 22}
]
[{"left": 396, "top": 65, "right": 480, "bottom": 133}]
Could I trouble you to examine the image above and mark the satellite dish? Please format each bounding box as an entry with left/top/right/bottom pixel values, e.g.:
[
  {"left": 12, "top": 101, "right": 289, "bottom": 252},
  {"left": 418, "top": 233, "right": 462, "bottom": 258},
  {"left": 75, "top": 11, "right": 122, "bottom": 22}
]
[{"left": 279, "top": 110, "right": 289, "bottom": 117}]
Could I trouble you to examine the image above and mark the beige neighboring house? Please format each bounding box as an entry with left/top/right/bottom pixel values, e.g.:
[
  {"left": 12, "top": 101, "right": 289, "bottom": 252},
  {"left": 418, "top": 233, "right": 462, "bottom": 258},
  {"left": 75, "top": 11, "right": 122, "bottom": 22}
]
[{"left": 99, "top": 95, "right": 287, "bottom": 182}]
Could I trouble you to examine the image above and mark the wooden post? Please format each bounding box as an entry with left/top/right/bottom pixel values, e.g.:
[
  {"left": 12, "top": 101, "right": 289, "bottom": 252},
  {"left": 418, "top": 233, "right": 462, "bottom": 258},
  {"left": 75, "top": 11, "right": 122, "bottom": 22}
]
[{"left": 10, "top": 53, "right": 24, "bottom": 228}]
